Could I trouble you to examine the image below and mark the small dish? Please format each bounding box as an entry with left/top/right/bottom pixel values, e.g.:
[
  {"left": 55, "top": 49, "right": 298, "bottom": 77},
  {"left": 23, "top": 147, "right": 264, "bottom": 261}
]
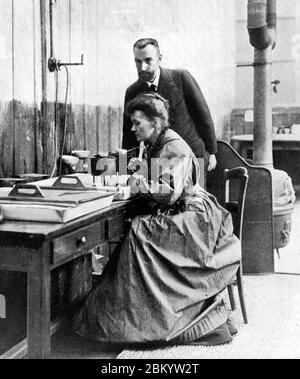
[{"left": 72, "top": 151, "right": 91, "bottom": 159}]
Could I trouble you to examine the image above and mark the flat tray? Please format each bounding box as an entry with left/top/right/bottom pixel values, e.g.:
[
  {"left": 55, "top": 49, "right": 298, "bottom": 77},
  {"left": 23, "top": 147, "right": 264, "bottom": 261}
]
[
  {"left": 0, "top": 179, "right": 115, "bottom": 223},
  {"left": 0, "top": 187, "right": 113, "bottom": 206},
  {"left": 0, "top": 193, "right": 115, "bottom": 224}
]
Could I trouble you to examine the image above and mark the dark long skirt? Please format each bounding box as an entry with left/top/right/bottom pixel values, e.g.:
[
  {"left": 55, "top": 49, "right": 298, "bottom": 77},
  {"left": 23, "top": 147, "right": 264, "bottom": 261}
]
[{"left": 74, "top": 192, "right": 241, "bottom": 345}]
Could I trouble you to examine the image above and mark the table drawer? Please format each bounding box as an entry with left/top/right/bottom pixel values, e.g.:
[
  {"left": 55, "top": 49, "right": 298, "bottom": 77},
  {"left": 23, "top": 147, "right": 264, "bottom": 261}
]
[
  {"left": 52, "top": 221, "right": 106, "bottom": 265},
  {"left": 106, "top": 212, "right": 127, "bottom": 239}
]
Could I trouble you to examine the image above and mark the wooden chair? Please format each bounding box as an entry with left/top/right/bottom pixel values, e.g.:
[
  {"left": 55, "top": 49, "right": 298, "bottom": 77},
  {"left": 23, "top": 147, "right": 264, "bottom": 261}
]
[{"left": 223, "top": 167, "right": 249, "bottom": 324}]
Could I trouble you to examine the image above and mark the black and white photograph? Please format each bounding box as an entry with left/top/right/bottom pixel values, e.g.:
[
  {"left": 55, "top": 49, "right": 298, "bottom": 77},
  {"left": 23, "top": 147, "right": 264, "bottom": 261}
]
[{"left": 0, "top": 0, "right": 299, "bottom": 362}]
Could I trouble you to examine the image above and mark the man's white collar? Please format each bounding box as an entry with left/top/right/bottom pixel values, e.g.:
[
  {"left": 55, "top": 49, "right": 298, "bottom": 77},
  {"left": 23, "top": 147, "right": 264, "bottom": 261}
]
[{"left": 147, "top": 68, "right": 161, "bottom": 89}]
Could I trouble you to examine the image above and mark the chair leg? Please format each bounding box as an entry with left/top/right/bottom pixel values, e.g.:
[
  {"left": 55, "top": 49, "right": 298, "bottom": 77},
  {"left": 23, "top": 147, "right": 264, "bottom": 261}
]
[
  {"left": 237, "top": 268, "right": 248, "bottom": 324},
  {"left": 228, "top": 285, "right": 237, "bottom": 311}
]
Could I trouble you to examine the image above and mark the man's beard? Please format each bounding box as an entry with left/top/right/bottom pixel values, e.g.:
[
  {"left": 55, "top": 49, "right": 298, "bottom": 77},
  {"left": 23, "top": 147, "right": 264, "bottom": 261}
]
[{"left": 139, "top": 71, "right": 155, "bottom": 82}]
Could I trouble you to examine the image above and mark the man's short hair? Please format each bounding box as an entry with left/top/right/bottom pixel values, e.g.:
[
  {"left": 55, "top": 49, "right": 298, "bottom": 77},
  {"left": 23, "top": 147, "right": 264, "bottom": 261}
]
[{"left": 134, "top": 38, "right": 160, "bottom": 54}]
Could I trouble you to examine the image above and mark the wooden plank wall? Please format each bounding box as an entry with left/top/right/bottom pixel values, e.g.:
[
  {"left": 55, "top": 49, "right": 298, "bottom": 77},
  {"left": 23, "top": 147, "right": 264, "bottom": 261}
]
[{"left": 0, "top": 0, "right": 123, "bottom": 178}]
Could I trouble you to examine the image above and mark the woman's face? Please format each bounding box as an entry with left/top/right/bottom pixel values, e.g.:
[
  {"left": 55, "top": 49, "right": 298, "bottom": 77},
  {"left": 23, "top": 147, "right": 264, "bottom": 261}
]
[{"left": 131, "top": 110, "right": 155, "bottom": 142}]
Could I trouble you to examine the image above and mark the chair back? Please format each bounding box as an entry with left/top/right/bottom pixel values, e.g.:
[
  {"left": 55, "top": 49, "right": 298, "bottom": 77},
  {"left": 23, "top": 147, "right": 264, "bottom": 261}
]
[{"left": 223, "top": 167, "right": 249, "bottom": 240}]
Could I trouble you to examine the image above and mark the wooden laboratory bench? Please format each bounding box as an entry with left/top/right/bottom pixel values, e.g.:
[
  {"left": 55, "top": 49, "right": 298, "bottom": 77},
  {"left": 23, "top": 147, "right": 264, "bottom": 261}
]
[{"left": 0, "top": 199, "right": 139, "bottom": 359}]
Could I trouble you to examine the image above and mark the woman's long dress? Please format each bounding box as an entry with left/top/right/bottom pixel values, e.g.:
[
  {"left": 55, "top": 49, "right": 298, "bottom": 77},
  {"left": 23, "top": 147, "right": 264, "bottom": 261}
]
[{"left": 74, "top": 129, "right": 241, "bottom": 345}]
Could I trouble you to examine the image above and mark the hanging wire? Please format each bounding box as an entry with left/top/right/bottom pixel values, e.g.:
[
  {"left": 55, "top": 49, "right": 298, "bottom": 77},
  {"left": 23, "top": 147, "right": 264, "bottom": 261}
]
[
  {"left": 49, "top": 65, "right": 70, "bottom": 178},
  {"left": 50, "top": 69, "right": 59, "bottom": 178},
  {"left": 58, "top": 64, "right": 70, "bottom": 176}
]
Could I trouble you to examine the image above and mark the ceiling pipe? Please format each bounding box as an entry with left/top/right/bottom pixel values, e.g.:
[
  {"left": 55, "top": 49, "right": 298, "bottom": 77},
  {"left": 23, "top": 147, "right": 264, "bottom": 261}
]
[
  {"left": 49, "top": 0, "right": 55, "bottom": 58},
  {"left": 247, "top": 0, "right": 277, "bottom": 168},
  {"left": 248, "top": 0, "right": 277, "bottom": 50}
]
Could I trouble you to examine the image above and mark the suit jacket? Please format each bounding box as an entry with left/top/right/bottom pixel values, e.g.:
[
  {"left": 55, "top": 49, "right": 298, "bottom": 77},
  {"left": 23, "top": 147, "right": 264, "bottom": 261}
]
[{"left": 122, "top": 68, "right": 217, "bottom": 158}]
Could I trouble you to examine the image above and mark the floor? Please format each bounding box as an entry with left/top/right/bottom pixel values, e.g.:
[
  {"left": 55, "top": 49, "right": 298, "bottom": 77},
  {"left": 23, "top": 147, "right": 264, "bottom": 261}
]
[
  {"left": 51, "top": 328, "right": 122, "bottom": 360},
  {"left": 50, "top": 200, "right": 300, "bottom": 359},
  {"left": 119, "top": 274, "right": 300, "bottom": 359}
]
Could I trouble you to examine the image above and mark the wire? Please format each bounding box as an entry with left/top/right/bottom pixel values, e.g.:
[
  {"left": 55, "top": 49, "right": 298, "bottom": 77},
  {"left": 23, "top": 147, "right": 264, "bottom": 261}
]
[
  {"left": 58, "top": 64, "right": 70, "bottom": 176},
  {"left": 50, "top": 69, "right": 59, "bottom": 178},
  {"left": 49, "top": 64, "right": 69, "bottom": 178}
]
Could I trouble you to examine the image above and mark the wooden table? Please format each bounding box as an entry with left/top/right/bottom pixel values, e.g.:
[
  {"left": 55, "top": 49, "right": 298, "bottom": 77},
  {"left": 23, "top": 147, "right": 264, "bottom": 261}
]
[
  {"left": 231, "top": 134, "right": 300, "bottom": 159},
  {"left": 0, "top": 200, "right": 137, "bottom": 359}
]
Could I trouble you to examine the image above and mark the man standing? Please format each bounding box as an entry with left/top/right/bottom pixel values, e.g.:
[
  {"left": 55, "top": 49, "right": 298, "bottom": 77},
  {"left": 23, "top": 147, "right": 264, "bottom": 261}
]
[{"left": 122, "top": 38, "right": 217, "bottom": 172}]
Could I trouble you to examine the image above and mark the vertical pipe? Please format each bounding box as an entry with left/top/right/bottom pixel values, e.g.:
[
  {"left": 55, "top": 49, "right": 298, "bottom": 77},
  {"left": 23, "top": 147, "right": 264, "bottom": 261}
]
[
  {"left": 96, "top": 0, "right": 100, "bottom": 153},
  {"left": 12, "top": 0, "right": 16, "bottom": 176},
  {"left": 295, "top": 1, "right": 300, "bottom": 105},
  {"left": 253, "top": 47, "right": 273, "bottom": 167},
  {"left": 40, "top": 0, "right": 48, "bottom": 173},
  {"left": 33, "top": 0, "right": 38, "bottom": 173},
  {"left": 82, "top": 0, "right": 87, "bottom": 151},
  {"left": 267, "top": 0, "right": 277, "bottom": 28},
  {"left": 68, "top": 0, "right": 72, "bottom": 153},
  {"left": 49, "top": 0, "right": 54, "bottom": 58},
  {"left": 248, "top": 0, "right": 277, "bottom": 168}
]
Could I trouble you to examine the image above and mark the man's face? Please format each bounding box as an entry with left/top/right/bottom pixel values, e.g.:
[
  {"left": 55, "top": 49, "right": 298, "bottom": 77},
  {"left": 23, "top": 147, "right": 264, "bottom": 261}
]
[{"left": 134, "top": 45, "right": 161, "bottom": 83}]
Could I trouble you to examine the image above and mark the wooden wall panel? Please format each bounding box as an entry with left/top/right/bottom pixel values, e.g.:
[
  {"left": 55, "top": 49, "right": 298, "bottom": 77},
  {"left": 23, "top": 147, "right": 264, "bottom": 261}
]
[
  {"left": 97, "top": 107, "right": 109, "bottom": 154},
  {"left": 69, "top": 0, "right": 85, "bottom": 153},
  {"left": 0, "top": 0, "right": 236, "bottom": 176},
  {"left": 0, "top": 0, "right": 13, "bottom": 178},
  {"left": 33, "top": 0, "right": 43, "bottom": 174},
  {"left": 82, "top": 0, "right": 101, "bottom": 154},
  {"left": 0, "top": 0, "right": 151, "bottom": 176},
  {"left": 0, "top": 0, "right": 13, "bottom": 104},
  {"left": 13, "top": 0, "right": 36, "bottom": 175},
  {"left": 109, "top": 107, "right": 123, "bottom": 153},
  {"left": 46, "top": 0, "right": 70, "bottom": 173},
  {"left": 0, "top": 0, "right": 43, "bottom": 177},
  {"left": 0, "top": 102, "right": 14, "bottom": 178},
  {"left": 72, "top": 104, "right": 86, "bottom": 152}
]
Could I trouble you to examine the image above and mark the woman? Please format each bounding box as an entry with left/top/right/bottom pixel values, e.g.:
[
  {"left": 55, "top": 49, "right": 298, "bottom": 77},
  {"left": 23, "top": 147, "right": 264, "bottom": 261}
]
[{"left": 74, "top": 94, "right": 241, "bottom": 346}]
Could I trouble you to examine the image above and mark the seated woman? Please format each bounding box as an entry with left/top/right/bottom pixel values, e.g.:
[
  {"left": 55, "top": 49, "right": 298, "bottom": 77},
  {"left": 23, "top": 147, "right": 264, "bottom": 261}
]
[{"left": 74, "top": 93, "right": 241, "bottom": 346}]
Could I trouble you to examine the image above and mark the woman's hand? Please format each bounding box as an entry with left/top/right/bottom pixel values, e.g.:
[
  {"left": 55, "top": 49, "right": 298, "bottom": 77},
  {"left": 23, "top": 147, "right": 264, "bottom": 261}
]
[
  {"left": 127, "top": 158, "right": 148, "bottom": 177},
  {"left": 128, "top": 175, "right": 150, "bottom": 195}
]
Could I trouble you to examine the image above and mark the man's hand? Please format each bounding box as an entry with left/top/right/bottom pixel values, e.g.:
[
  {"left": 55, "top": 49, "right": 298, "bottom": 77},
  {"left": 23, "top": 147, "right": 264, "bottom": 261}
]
[{"left": 207, "top": 154, "right": 217, "bottom": 172}]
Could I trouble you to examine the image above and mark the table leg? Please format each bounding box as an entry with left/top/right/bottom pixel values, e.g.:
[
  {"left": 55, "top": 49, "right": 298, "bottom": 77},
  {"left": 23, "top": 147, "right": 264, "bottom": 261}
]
[{"left": 27, "top": 252, "right": 51, "bottom": 359}]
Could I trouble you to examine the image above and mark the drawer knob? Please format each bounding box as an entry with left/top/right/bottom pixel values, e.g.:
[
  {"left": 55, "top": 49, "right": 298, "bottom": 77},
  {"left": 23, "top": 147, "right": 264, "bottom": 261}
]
[{"left": 78, "top": 236, "right": 87, "bottom": 247}]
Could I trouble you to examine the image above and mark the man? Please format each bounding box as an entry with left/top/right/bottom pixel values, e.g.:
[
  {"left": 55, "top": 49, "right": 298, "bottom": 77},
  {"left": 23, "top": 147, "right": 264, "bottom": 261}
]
[{"left": 122, "top": 38, "right": 217, "bottom": 172}]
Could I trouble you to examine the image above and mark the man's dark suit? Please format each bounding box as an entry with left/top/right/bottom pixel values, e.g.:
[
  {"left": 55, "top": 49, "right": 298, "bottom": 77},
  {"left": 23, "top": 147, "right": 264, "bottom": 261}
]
[{"left": 122, "top": 68, "right": 217, "bottom": 158}]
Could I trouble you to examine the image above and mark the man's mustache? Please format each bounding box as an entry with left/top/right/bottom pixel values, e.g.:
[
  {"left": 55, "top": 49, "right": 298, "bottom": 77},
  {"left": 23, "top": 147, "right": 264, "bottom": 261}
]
[{"left": 139, "top": 71, "right": 152, "bottom": 77}]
